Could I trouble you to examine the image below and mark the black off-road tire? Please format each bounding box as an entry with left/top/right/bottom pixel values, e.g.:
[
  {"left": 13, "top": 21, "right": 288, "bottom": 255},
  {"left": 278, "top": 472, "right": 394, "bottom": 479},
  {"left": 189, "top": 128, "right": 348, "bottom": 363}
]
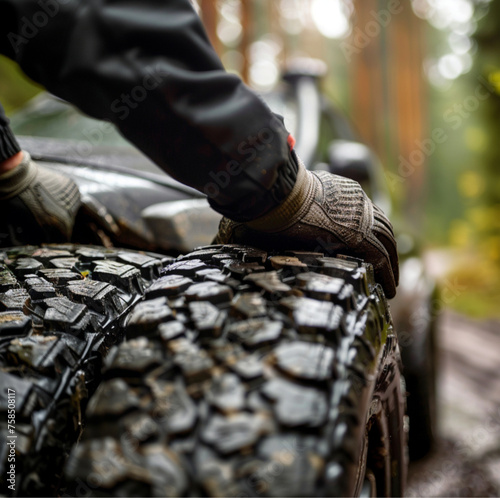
[
  {"left": 401, "top": 288, "right": 439, "bottom": 461},
  {"left": 0, "top": 244, "right": 173, "bottom": 496},
  {"left": 63, "top": 245, "right": 407, "bottom": 497}
]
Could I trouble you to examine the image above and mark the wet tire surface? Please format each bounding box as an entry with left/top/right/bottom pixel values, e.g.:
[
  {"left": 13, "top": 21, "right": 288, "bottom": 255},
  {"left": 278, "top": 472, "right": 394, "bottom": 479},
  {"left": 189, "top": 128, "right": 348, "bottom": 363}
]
[
  {"left": 0, "top": 244, "right": 405, "bottom": 497},
  {"left": 0, "top": 245, "right": 173, "bottom": 496},
  {"left": 64, "top": 245, "right": 405, "bottom": 497}
]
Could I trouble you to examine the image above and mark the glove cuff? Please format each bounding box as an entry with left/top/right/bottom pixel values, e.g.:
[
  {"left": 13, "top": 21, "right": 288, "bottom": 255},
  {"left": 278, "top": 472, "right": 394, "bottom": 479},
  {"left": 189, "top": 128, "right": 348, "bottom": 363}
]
[
  {"left": 0, "top": 152, "right": 37, "bottom": 200},
  {"left": 0, "top": 125, "right": 21, "bottom": 162},
  {"left": 208, "top": 147, "right": 299, "bottom": 223},
  {"left": 246, "top": 154, "right": 315, "bottom": 232}
]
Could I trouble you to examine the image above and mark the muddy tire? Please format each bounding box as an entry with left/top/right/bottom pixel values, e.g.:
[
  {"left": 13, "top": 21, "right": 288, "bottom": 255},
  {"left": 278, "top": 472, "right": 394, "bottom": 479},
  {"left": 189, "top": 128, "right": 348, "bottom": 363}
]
[
  {"left": 63, "top": 245, "right": 407, "bottom": 497},
  {"left": 0, "top": 245, "right": 173, "bottom": 496}
]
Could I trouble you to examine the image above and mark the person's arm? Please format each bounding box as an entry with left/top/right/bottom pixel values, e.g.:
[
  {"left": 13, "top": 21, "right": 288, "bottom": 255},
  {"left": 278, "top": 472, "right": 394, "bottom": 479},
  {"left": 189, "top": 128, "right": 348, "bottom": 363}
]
[{"left": 0, "top": 0, "right": 294, "bottom": 221}]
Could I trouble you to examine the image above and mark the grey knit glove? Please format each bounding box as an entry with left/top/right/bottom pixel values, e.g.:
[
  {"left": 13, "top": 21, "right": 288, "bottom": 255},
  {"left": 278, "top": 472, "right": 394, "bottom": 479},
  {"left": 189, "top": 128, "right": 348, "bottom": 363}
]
[
  {"left": 214, "top": 157, "right": 399, "bottom": 298},
  {"left": 0, "top": 152, "right": 81, "bottom": 242}
]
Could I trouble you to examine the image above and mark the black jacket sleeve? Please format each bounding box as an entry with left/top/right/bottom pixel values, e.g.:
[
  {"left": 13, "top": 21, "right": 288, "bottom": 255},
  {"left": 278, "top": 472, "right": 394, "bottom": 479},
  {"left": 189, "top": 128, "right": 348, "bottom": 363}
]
[{"left": 0, "top": 0, "right": 295, "bottom": 220}]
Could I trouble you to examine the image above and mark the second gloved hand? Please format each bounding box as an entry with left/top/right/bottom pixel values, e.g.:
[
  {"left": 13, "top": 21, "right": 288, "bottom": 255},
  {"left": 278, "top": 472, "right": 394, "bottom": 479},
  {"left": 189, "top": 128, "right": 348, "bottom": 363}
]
[
  {"left": 214, "top": 154, "right": 399, "bottom": 298},
  {"left": 0, "top": 152, "right": 81, "bottom": 244}
]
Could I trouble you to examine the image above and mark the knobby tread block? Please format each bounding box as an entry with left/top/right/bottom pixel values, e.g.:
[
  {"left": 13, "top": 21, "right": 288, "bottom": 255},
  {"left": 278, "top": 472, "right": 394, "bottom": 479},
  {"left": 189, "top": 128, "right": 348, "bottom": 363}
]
[
  {"left": 0, "top": 244, "right": 169, "bottom": 496},
  {"left": 64, "top": 244, "right": 406, "bottom": 497}
]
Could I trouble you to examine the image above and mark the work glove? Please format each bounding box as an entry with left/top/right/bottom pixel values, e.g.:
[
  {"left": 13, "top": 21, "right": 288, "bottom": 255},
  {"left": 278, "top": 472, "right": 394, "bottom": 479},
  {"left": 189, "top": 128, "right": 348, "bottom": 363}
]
[
  {"left": 0, "top": 152, "right": 81, "bottom": 244},
  {"left": 214, "top": 156, "right": 399, "bottom": 298}
]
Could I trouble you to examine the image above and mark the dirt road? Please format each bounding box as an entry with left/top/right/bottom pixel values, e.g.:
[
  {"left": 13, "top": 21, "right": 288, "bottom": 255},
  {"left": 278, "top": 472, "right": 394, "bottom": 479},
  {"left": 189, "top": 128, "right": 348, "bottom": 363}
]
[{"left": 406, "top": 310, "right": 500, "bottom": 497}]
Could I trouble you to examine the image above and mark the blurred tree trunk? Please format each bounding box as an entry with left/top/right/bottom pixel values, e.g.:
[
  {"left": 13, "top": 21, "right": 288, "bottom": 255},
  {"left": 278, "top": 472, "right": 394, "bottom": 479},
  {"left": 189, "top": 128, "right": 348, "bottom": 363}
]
[
  {"left": 350, "top": 0, "right": 385, "bottom": 157},
  {"left": 350, "top": 0, "right": 427, "bottom": 225},
  {"left": 240, "top": 0, "right": 253, "bottom": 83},
  {"left": 390, "top": 2, "right": 426, "bottom": 221},
  {"left": 201, "top": 0, "right": 220, "bottom": 55}
]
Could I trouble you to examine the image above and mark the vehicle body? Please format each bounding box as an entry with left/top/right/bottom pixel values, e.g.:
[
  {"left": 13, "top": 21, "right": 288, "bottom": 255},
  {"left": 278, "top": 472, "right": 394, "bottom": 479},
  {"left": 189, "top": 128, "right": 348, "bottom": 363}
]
[{"left": 0, "top": 62, "right": 436, "bottom": 496}]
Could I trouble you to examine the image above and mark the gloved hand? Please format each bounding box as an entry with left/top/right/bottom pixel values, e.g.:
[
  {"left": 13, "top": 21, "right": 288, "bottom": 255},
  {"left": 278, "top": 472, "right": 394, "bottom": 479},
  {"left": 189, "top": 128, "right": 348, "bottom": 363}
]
[
  {"left": 214, "top": 156, "right": 399, "bottom": 298},
  {"left": 0, "top": 152, "right": 81, "bottom": 244}
]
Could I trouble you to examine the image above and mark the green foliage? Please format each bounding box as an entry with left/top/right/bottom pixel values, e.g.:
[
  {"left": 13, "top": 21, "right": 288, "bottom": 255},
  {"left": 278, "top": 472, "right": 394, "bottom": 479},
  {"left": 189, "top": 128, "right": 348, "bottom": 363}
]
[
  {"left": 0, "top": 56, "right": 42, "bottom": 115},
  {"left": 443, "top": 0, "right": 500, "bottom": 319},
  {"left": 466, "top": 0, "right": 500, "bottom": 266},
  {"left": 448, "top": 253, "right": 500, "bottom": 318}
]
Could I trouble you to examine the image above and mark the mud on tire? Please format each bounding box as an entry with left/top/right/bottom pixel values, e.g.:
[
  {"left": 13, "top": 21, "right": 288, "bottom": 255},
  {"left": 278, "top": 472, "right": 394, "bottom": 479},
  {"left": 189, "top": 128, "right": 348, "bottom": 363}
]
[
  {"left": 0, "top": 245, "right": 173, "bottom": 496},
  {"left": 63, "top": 245, "right": 407, "bottom": 497}
]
